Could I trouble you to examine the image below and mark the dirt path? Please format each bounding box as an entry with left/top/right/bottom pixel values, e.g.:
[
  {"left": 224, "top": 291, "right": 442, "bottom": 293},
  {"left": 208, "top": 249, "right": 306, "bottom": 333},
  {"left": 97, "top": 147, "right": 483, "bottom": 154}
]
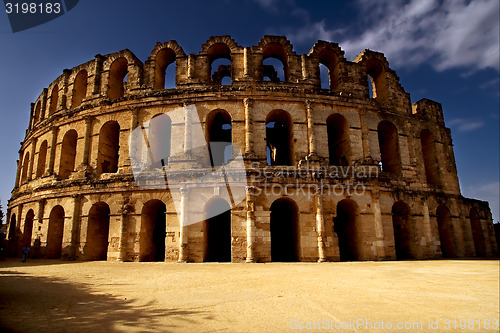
[{"left": 0, "top": 259, "right": 498, "bottom": 333}]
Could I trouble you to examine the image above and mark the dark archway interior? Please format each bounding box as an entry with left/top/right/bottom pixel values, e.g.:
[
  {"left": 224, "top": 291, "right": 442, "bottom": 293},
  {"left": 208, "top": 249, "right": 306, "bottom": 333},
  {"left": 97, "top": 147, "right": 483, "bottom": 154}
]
[
  {"left": 334, "top": 200, "right": 359, "bottom": 261},
  {"left": 23, "top": 210, "right": 35, "bottom": 248},
  {"left": 86, "top": 202, "right": 110, "bottom": 261},
  {"left": 392, "top": 201, "right": 413, "bottom": 260},
  {"left": 47, "top": 206, "right": 65, "bottom": 259},
  {"left": 437, "top": 205, "right": 456, "bottom": 258},
  {"left": 378, "top": 121, "right": 402, "bottom": 175},
  {"left": 270, "top": 198, "right": 299, "bottom": 262},
  {"left": 205, "top": 199, "right": 231, "bottom": 262},
  {"left": 470, "top": 209, "right": 486, "bottom": 257},
  {"left": 266, "top": 110, "right": 292, "bottom": 166},
  {"left": 140, "top": 200, "right": 166, "bottom": 262},
  {"left": 98, "top": 121, "right": 120, "bottom": 174},
  {"left": 327, "top": 114, "right": 350, "bottom": 166},
  {"left": 208, "top": 111, "right": 232, "bottom": 167}
]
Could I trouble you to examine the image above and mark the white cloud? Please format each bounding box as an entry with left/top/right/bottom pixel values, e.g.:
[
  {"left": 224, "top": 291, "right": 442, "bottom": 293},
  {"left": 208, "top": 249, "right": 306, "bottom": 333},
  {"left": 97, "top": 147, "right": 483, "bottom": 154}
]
[
  {"left": 448, "top": 118, "right": 485, "bottom": 132},
  {"left": 463, "top": 182, "right": 500, "bottom": 222},
  {"left": 284, "top": 0, "right": 499, "bottom": 73}
]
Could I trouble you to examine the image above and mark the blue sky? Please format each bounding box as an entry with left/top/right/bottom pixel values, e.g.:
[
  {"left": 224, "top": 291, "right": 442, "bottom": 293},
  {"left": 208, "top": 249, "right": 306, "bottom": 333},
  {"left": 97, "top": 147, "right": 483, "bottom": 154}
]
[{"left": 0, "top": 0, "right": 498, "bottom": 221}]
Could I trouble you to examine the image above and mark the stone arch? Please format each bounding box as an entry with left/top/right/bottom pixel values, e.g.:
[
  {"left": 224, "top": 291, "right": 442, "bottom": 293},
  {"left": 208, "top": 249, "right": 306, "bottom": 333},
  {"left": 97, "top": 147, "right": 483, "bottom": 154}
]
[
  {"left": 8, "top": 214, "right": 16, "bottom": 241},
  {"left": 204, "top": 198, "right": 232, "bottom": 262},
  {"left": 470, "top": 208, "right": 486, "bottom": 257},
  {"left": 97, "top": 121, "right": 120, "bottom": 175},
  {"left": 20, "top": 151, "right": 30, "bottom": 185},
  {"left": 266, "top": 109, "right": 293, "bottom": 166},
  {"left": 207, "top": 43, "right": 232, "bottom": 85},
  {"left": 59, "top": 129, "right": 78, "bottom": 179},
  {"left": 366, "top": 58, "right": 388, "bottom": 101},
  {"left": 327, "top": 114, "right": 351, "bottom": 166},
  {"left": 85, "top": 202, "right": 110, "bottom": 261},
  {"left": 308, "top": 41, "right": 345, "bottom": 90},
  {"left": 48, "top": 85, "right": 59, "bottom": 116},
  {"left": 23, "top": 210, "right": 35, "bottom": 248},
  {"left": 270, "top": 197, "right": 300, "bottom": 262},
  {"left": 334, "top": 199, "right": 361, "bottom": 261},
  {"left": 200, "top": 35, "right": 240, "bottom": 55},
  {"left": 139, "top": 199, "right": 166, "bottom": 262},
  {"left": 107, "top": 57, "right": 128, "bottom": 100},
  {"left": 153, "top": 48, "right": 177, "bottom": 89},
  {"left": 378, "top": 120, "right": 402, "bottom": 175},
  {"left": 36, "top": 140, "right": 48, "bottom": 178},
  {"left": 47, "top": 205, "right": 65, "bottom": 259},
  {"left": 148, "top": 113, "right": 172, "bottom": 168},
  {"left": 392, "top": 201, "right": 416, "bottom": 259},
  {"left": 34, "top": 101, "right": 41, "bottom": 123},
  {"left": 71, "top": 70, "right": 88, "bottom": 108},
  {"left": 206, "top": 109, "right": 232, "bottom": 167},
  {"left": 436, "top": 205, "right": 456, "bottom": 258},
  {"left": 420, "top": 129, "right": 440, "bottom": 186},
  {"left": 262, "top": 42, "right": 288, "bottom": 82}
]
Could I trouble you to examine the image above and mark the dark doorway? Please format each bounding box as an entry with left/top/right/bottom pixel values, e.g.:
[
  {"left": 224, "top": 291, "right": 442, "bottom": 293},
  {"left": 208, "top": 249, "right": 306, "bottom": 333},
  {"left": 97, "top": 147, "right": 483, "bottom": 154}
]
[
  {"left": 334, "top": 199, "right": 360, "bottom": 261},
  {"left": 437, "top": 205, "right": 456, "bottom": 258},
  {"left": 470, "top": 209, "right": 486, "bottom": 257},
  {"left": 205, "top": 199, "right": 231, "bottom": 262},
  {"left": 23, "top": 210, "right": 35, "bottom": 248},
  {"left": 270, "top": 198, "right": 299, "bottom": 262},
  {"left": 140, "top": 200, "right": 166, "bottom": 262},
  {"left": 392, "top": 201, "right": 414, "bottom": 259},
  {"left": 86, "top": 202, "right": 110, "bottom": 260},
  {"left": 47, "top": 205, "right": 65, "bottom": 259}
]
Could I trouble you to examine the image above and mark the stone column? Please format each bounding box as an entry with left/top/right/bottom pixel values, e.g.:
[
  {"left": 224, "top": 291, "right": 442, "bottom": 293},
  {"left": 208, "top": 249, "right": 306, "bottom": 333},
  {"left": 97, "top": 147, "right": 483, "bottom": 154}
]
[
  {"left": 360, "top": 111, "right": 370, "bottom": 160},
  {"left": 81, "top": 116, "right": 93, "bottom": 168},
  {"left": 14, "top": 150, "right": 22, "bottom": 188},
  {"left": 184, "top": 104, "right": 192, "bottom": 154},
  {"left": 178, "top": 187, "right": 188, "bottom": 262},
  {"left": 305, "top": 100, "right": 317, "bottom": 159},
  {"left": 315, "top": 194, "right": 327, "bottom": 262},
  {"left": 244, "top": 48, "right": 250, "bottom": 77},
  {"left": 422, "top": 200, "right": 434, "bottom": 258},
  {"left": 46, "top": 126, "right": 58, "bottom": 175},
  {"left": 371, "top": 191, "right": 386, "bottom": 259},
  {"left": 68, "top": 194, "right": 81, "bottom": 260},
  {"left": 245, "top": 186, "right": 256, "bottom": 263},
  {"left": 301, "top": 55, "right": 308, "bottom": 80},
  {"left": 27, "top": 138, "right": 37, "bottom": 181},
  {"left": 117, "top": 202, "right": 131, "bottom": 262},
  {"left": 187, "top": 55, "right": 195, "bottom": 79},
  {"left": 40, "top": 88, "right": 48, "bottom": 120},
  {"left": 244, "top": 98, "right": 254, "bottom": 156},
  {"left": 92, "top": 54, "right": 103, "bottom": 96}
]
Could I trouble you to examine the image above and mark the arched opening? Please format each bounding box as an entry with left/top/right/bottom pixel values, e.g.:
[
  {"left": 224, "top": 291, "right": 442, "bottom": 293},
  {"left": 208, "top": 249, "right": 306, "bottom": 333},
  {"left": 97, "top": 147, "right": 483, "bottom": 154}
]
[
  {"left": 34, "top": 102, "right": 41, "bottom": 123},
  {"left": 270, "top": 198, "right": 299, "bottom": 262},
  {"left": 154, "top": 48, "right": 176, "bottom": 89},
  {"left": 48, "top": 85, "right": 58, "bottom": 116},
  {"left": 470, "top": 208, "right": 486, "bottom": 257},
  {"left": 266, "top": 110, "right": 293, "bottom": 166},
  {"left": 8, "top": 214, "right": 16, "bottom": 241},
  {"left": 71, "top": 70, "right": 88, "bottom": 108},
  {"left": 318, "top": 49, "right": 340, "bottom": 90},
  {"left": 420, "top": 129, "right": 440, "bottom": 186},
  {"left": 23, "top": 210, "right": 35, "bottom": 248},
  {"left": 148, "top": 114, "right": 172, "bottom": 168},
  {"left": 59, "top": 130, "right": 78, "bottom": 179},
  {"left": 85, "top": 202, "right": 110, "bottom": 260},
  {"left": 436, "top": 205, "right": 456, "bottom": 258},
  {"left": 327, "top": 114, "right": 350, "bottom": 166},
  {"left": 20, "top": 152, "right": 30, "bottom": 184},
  {"left": 208, "top": 43, "right": 232, "bottom": 85},
  {"left": 206, "top": 110, "right": 232, "bottom": 167},
  {"left": 392, "top": 201, "right": 415, "bottom": 260},
  {"left": 36, "top": 140, "right": 48, "bottom": 178},
  {"left": 97, "top": 121, "right": 120, "bottom": 175},
  {"left": 204, "top": 198, "right": 231, "bottom": 262},
  {"left": 378, "top": 121, "right": 402, "bottom": 175},
  {"left": 263, "top": 43, "right": 287, "bottom": 82},
  {"left": 334, "top": 199, "right": 361, "bottom": 261},
  {"left": 139, "top": 200, "right": 166, "bottom": 262},
  {"left": 107, "top": 57, "right": 128, "bottom": 100},
  {"left": 366, "top": 59, "right": 387, "bottom": 101},
  {"left": 47, "top": 205, "right": 65, "bottom": 259}
]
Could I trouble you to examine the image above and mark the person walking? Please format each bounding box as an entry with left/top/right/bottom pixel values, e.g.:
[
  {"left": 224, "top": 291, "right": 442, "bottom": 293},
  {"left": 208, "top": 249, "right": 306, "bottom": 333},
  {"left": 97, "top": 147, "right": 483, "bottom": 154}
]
[{"left": 21, "top": 246, "right": 30, "bottom": 263}]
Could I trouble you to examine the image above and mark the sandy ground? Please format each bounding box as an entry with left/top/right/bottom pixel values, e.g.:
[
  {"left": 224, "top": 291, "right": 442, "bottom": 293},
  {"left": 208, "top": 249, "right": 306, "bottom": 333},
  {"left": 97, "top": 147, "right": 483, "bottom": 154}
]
[{"left": 0, "top": 259, "right": 498, "bottom": 333}]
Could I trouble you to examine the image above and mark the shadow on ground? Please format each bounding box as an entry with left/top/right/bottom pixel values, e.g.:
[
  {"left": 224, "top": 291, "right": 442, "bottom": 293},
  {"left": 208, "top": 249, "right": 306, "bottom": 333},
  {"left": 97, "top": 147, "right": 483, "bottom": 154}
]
[{"left": 0, "top": 269, "right": 205, "bottom": 333}]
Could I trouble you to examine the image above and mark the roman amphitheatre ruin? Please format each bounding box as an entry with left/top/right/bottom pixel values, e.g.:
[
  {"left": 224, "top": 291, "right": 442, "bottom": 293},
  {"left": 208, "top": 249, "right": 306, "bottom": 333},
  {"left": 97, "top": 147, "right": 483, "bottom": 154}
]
[{"left": 5, "top": 35, "right": 498, "bottom": 263}]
